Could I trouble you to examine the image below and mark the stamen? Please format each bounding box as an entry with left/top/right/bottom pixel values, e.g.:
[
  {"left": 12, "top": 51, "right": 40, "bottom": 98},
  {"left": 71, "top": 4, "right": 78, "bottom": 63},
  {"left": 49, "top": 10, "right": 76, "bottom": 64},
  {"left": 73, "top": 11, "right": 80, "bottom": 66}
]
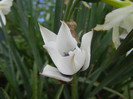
[{"left": 64, "top": 52, "right": 69, "bottom": 56}]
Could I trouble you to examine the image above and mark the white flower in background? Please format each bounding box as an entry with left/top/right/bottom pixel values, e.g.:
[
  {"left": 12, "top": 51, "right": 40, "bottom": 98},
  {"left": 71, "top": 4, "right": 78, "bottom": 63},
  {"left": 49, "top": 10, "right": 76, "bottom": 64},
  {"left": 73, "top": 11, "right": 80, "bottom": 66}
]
[
  {"left": 94, "top": 4, "right": 133, "bottom": 49},
  {"left": 0, "top": 0, "right": 13, "bottom": 26},
  {"left": 39, "top": 21, "right": 93, "bottom": 82},
  {"left": 126, "top": 48, "right": 133, "bottom": 56}
]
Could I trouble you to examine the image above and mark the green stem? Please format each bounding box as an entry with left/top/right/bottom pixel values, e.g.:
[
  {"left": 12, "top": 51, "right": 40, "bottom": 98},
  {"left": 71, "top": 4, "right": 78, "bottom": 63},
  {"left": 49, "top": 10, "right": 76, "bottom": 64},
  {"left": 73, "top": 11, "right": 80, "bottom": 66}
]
[
  {"left": 67, "top": 0, "right": 80, "bottom": 21},
  {"left": 101, "top": 0, "right": 132, "bottom": 8},
  {"left": 63, "top": 0, "right": 73, "bottom": 21},
  {"left": 55, "top": 85, "right": 64, "bottom": 99},
  {"left": 72, "top": 74, "right": 76, "bottom": 99}
]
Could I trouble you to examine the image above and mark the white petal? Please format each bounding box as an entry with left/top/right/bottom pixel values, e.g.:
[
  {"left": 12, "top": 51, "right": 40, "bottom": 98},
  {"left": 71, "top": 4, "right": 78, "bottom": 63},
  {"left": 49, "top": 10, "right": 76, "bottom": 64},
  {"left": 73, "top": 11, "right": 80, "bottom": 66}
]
[
  {"left": 56, "top": 21, "right": 77, "bottom": 55},
  {"left": 43, "top": 42, "right": 61, "bottom": 66},
  {"left": 120, "top": 14, "right": 133, "bottom": 33},
  {"left": 58, "top": 48, "right": 85, "bottom": 75},
  {"left": 94, "top": 5, "right": 133, "bottom": 31},
  {"left": 44, "top": 42, "right": 76, "bottom": 75},
  {"left": 0, "top": 11, "right": 6, "bottom": 27},
  {"left": 120, "top": 33, "right": 127, "bottom": 39},
  {"left": 44, "top": 42, "right": 85, "bottom": 75},
  {"left": 112, "top": 25, "right": 120, "bottom": 49},
  {"left": 73, "top": 48, "right": 85, "bottom": 71},
  {"left": 126, "top": 48, "right": 133, "bottom": 56},
  {"left": 40, "top": 65, "right": 73, "bottom": 82},
  {"left": 39, "top": 24, "right": 57, "bottom": 44},
  {"left": 0, "top": 0, "right": 13, "bottom": 15},
  {"left": 94, "top": 24, "right": 107, "bottom": 31},
  {"left": 57, "top": 56, "right": 77, "bottom": 75},
  {"left": 80, "top": 31, "right": 93, "bottom": 71}
]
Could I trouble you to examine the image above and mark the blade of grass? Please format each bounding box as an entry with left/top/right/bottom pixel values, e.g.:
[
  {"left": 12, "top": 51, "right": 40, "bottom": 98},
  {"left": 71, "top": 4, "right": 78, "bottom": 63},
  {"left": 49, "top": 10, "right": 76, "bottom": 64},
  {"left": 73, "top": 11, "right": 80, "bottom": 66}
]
[
  {"left": 32, "top": 63, "right": 38, "bottom": 99},
  {"left": 63, "top": 0, "right": 73, "bottom": 21},
  {"left": 89, "top": 51, "right": 133, "bottom": 97},
  {"left": 0, "top": 61, "right": 21, "bottom": 99},
  {"left": 16, "top": 0, "right": 43, "bottom": 70},
  {"left": 55, "top": 85, "right": 64, "bottom": 99},
  {"left": 79, "top": 77, "right": 126, "bottom": 99},
  {"left": 0, "top": 88, "right": 10, "bottom": 99},
  {"left": 0, "top": 17, "right": 32, "bottom": 98},
  {"left": 53, "top": 0, "right": 64, "bottom": 34},
  {"left": 84, "top": 29, "right": 133, "bottom": 97}
]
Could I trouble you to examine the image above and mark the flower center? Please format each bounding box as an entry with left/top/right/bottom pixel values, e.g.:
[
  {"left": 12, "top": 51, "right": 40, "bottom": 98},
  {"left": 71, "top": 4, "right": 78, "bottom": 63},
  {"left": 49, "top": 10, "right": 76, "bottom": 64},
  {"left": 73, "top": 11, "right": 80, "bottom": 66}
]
[
  {"left": 64, "top": 47, "right": 80, "bottom": 57},
  {"left": 64, "top": 52, "right": 69, "bottom": 56}
]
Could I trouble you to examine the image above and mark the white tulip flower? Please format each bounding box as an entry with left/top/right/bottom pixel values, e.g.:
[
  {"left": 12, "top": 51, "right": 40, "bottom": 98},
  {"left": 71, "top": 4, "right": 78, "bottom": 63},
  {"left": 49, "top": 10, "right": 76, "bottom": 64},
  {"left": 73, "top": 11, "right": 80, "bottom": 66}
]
[
  {"left": 39, "top": 21, "right": 93, "bottom": 82},
  {"left": 0, "top": 0, "right": 13, "bottom": 26},
  {"left": 94, "top": 4, "right": 133, "bottom": 49}
]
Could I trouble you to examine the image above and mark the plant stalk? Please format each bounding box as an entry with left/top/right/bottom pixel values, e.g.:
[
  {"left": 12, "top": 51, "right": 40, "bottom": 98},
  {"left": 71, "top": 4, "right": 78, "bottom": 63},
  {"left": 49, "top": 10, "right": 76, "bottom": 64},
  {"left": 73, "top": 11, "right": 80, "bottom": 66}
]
[
  {"left": 63, "top": 0, "right": 73, "bottom": 21},
  {"left": 72, "top": 74, "right": 76, "bottom": 99},
  {"left": 101, "top": 0, "right": 132, "bottom": 8},
  {"left": 55, "top": 84, "right": 64, "bottom": 99},
  {"left": 67, "top": 0, "right": 80, "bottom": 21}
]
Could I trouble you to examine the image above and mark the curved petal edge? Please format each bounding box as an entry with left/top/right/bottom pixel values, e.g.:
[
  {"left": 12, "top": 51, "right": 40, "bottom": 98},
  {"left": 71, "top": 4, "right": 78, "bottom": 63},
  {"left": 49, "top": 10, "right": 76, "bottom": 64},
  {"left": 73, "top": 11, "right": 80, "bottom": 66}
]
[
  {"left": 80, "top": 31, "right": 93, "bottom": 71},
  {"left": 40, "top": 65, "right": 73, "bottom": 82}
]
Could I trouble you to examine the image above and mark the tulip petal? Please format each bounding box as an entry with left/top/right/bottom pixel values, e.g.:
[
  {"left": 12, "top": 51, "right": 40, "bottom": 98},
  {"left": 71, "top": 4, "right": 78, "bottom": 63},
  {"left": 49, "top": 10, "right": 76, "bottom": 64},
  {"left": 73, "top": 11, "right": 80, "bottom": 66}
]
[
  {"left": 44, "top": 42, "right": 85, "bottom": 75},
  {"left": 40, "top": 65, "right": 73, "bottom": 82},
  {"left": 57, "top": 55, "right": 77, "bottom": 75},
  {"left": 39, "top": 24, "right": 57, "bottom": 44},
  {"left": 120, "top": 14, "right": 133, "bottom": 33},
  {"left": 43, "top": 42, "right": 61, "bottom": 66},
  {"left": 58, "top": 48, "right": 85, "bottom": 75},
  {"left": 0, "top": 0, "right": 13, "bottom": 15},
  {"left": 73, "top": 48, "right": 85, "bottom": 71},
  {"left": 112, "top": 25, "right": 120, "bottom": 49},
  {"left": 0, "top": 11, "right": 6, "bottom": 27},
  {"left": 94, "top": 5, "right": 133, "bottom": 31},
  {"left": 80, "top": 31, "right": 93, "bottom": 71},
  {"left": 56, "top": 21, "right": 77, "bottom": 56},
  {"left": 126, "top": 48, "right": 133, "bottom": 56},
  {"left": 120, "top": 33, "right": 127, "bottom": 39},
  {"left": 44, "top": 42, "right": 76, "bottom": 75}
]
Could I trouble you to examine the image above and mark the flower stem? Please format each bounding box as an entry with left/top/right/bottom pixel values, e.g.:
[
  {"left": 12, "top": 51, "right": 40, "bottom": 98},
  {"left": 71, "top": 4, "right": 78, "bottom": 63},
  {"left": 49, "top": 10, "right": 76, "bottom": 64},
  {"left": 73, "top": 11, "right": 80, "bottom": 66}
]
[
  {"left": 55, "top": 84, "right": 64, "bottom": 99},
  {"left": 67, "top": 0, "right": 80, "bottom": 21},
  {"left": 63, "top": 0, "right": 73, "bottom": 21},
  {"left": 72, "top": 74, "right": 76, "bottom": 99},
  {"left": 101, "top": 0, "right": 132, "bottom": 8}
]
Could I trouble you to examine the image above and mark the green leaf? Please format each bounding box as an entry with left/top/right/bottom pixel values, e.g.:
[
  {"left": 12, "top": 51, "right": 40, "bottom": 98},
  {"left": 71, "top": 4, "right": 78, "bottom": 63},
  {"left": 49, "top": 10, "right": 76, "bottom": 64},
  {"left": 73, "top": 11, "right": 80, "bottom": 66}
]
[
  {"left": 0, "top": 88, "right": 10, "bottom": 99},
  {"left": 54, "top": 0, "right": 64, "bottom": 33},
  {"left": 55, "top": 85, "right": 64, "bottom": 99},
  {"left": 32, "top": 63, "right": 38, "bottom": 99}
]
